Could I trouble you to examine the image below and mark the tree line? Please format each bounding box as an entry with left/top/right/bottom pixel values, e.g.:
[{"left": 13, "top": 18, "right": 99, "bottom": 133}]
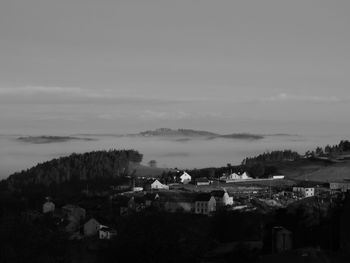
[{"left": 7, "top": 150, "right": 143, "bottom": 190}]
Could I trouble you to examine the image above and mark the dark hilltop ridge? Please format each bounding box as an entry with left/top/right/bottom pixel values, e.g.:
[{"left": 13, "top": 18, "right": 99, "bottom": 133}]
[
  {"left": 130, "top": 128, "right": 265, "bottom": 140},
  {"left": 6, "top": 150, "right": 143, "bottom": 190},
  {"left": 17, "top": 136, "right": 97, "bottom": 144}
]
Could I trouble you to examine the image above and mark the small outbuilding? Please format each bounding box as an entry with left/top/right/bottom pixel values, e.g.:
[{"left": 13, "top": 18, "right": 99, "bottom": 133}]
[{"left": 195, "top": 177, "right": 210, "bottom": 186}]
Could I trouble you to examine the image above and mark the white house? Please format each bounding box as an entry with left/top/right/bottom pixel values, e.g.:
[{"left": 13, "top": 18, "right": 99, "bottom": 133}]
[
  {"left": 273, "top": 175, "right": 285, "bottom": 179},
  {"left": 150, "top": 179, "right": 169, "bottom": 190},
  {"left": 195, "top": 193, "right": 216, "bottom": 215},
  {"left": 211, "top": 190, "right": 234, "bottom": 207},
  {"left": 180, "top": 172, "right": 192, "bottom": 184},
  {"left": 144, "top": 179, "right": 169, "bottom": 191},
  {"left": 42, "top": 201, "right": 55, "bottom": 214},
  {"left": 293, "top": 187, "right": 315, "bottom": 198},
  {"left": 229, "top": 173, "right": 242, "bottom": 180},
  {"left": 99, "top": 226, "right": 117, "bottom": 240}
]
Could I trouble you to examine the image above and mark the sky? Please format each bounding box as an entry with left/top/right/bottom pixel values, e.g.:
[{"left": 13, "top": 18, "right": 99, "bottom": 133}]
[{"left": 0, "top": 0, "right": 350, "bottom": 135}]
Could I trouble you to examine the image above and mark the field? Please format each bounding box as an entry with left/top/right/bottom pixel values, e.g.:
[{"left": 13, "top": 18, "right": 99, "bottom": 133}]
[{"left": 266, "top": 157, "right": 350, "bottom": 183}]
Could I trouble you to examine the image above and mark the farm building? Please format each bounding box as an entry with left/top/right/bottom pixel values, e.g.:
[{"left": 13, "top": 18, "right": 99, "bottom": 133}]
[{"left": 195, "top": 177, "right": 210, "bottom": 186}]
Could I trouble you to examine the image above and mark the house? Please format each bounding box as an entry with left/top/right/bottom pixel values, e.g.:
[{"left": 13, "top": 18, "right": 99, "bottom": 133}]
[
  {"left": 220, "top": 173, "right": 241, "bottom": 182},
  {"left": 273, "top": 175, "right": 285, "bottom": 179},
  {"left": 144, "top": 179, "right": 169, "bottom": 191},
  {"left": 194, "top": 193, "right": 216, "bottom": 215},
  {"left": 211, "top": 190, "right": 233, "bottom": 207},
  {"left": 43, "top": 200, "right": 55, "bottom": 214},
  {"left": 272, "top": 226, "right": 293, "bottom": 253},
  {"left": 99, "top": 226, "right": 117, "bottom": 240},
  {"left": 84, "top": 218, "right": 101, "bottom": 237},
  {"left": 195, "top": 177, "right": 210, "bottom": 186},
  {"left": 179, "top": 172, "right": 192, "bottom": 184},
  {"left": 292, "top": 187, "right": 315, "bottom": 198}
]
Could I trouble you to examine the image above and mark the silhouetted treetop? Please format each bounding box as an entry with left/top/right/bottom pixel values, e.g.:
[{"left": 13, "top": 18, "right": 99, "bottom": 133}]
[{"left": 7, "top": 149, "right": 143, "bottom": 189}]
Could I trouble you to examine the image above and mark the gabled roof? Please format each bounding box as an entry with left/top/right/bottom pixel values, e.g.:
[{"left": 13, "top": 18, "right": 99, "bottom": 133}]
[
  {"left": 195, "top": 193, "right": 213, "bottom": 202},
  {"left": 180, "top": 172, "right": 191, "bottom": 178}
]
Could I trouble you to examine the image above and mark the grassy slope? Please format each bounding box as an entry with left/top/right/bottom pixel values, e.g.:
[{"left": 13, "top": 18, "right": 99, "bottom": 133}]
[{"left": 273, "top": 158, "right": 350, "bottom": 182}]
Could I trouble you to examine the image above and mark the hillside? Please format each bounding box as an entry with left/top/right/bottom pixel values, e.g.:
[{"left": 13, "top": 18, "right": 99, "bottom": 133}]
[
  {"left": 293, "top": 163, "right": 350, "bottom": 182},
  {"left": 17, "top": 136, "right": 96, "bottom": 144},
  {"left": 7, "top": 150, "right": 143, "bottom": 189},
  {"left": 262, "top": 158, "right": 350, "bottom": 183},
  {"left": 135, "top": 128, "right": 218, "bottom": 137}
]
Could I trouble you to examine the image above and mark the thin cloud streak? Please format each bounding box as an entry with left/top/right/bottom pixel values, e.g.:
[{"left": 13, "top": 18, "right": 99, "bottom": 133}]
[
  {"left": 0, "top": 86, "right": 210, "bottom": 105},
  {"left": 259, "top": 93, "right": 348, "bottom": 104}
]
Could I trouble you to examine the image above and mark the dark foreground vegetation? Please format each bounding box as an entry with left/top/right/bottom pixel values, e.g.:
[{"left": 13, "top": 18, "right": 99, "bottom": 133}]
[{"left": 0, "top": 191, "right": 349, "bottom": 263}]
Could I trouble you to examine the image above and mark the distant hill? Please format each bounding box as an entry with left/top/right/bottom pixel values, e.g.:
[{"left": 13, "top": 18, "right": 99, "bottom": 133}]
[
  {"left": 131, "top": 128, "right": 264, "bottom": 140},
  {"left": 7, "top": 150, "right": 143, "bottom": 190},
  {"left": 219, "top": 133, "right": 264, "bottom": 140},
  {"left": 135, "top": 128, "right": 218, "bottom": 137},
  {"left": 17, "top": 136, "right": 96, "bottom": 144}
]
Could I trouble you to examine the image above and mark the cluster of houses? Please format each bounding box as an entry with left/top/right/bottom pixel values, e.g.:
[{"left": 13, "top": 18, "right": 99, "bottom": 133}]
[
  {"left": 138, "top": 170, "right": 260, "bottom": 192},
  {"left": 140, "top": 173, "right": 210, "bottom": 192},
  {"left": 113, "top": 189, "right": 234, "bottom": 216},
  {"left": 42, "top": 198, "right": 117, "bottom": 240},
  {"left": 219, "top": 172, "right": 253, "bottom": 183}
]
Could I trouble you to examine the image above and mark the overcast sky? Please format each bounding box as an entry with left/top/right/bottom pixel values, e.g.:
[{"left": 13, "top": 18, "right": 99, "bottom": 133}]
[{"left": 0, "top": 0, "right": 349, "bottom": 135}]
